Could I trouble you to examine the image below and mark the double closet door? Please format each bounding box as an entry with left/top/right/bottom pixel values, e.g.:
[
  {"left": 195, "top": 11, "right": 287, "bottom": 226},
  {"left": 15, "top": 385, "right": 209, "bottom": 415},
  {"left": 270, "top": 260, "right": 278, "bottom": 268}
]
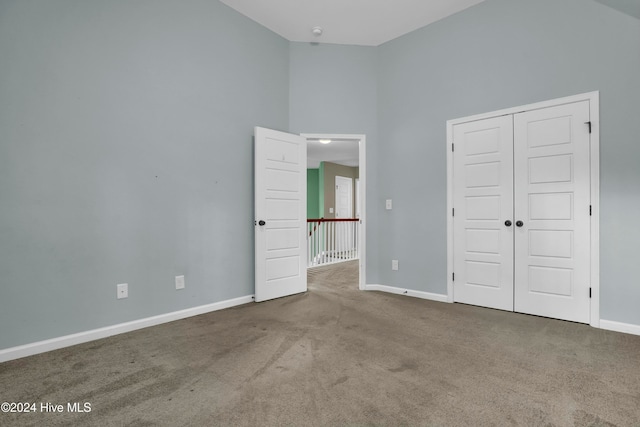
[{"left": 452, "top": 101, "right": 592, "bottom": 323}]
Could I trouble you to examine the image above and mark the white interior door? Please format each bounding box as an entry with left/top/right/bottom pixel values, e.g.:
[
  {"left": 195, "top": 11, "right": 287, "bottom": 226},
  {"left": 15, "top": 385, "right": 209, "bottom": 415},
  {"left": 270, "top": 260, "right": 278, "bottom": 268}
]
[
  {"left": 254, "top": 127, "right": 307, "bottom": 302},
  {"left": 513, "top": 101, "right": 591, "bottom": 323},
  {"left": 453, "top": 116, "right": 514, "bottom": 311},
  {"left": 335, "top": 176, "right": 353, "bottom": 219},
  {"left": 335, "top": 175, "right": 354, "bottom": 253}
]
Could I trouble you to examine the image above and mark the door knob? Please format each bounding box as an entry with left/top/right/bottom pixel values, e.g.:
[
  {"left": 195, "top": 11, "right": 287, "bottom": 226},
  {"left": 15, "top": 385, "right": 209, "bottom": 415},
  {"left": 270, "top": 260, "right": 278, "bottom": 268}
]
[
  {"left": 258, "top": 220, "right": 266, "bottom": 226},
  {"left": 505, "top": 220, "right": 512, "bottom": 227},
  {"left": 516, "top": 220, "right": 524, "bottom": 227}
]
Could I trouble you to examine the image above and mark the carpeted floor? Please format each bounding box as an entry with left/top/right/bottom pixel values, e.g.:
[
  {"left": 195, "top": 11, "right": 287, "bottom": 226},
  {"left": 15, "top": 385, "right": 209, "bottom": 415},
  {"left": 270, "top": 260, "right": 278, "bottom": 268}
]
[{"left": 1, "top": 260, "right": 639, "bottom": 426}]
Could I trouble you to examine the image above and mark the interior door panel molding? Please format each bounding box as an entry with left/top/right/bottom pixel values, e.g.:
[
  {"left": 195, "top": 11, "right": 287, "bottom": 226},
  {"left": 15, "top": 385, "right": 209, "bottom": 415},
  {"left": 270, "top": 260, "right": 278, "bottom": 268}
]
[{"left": 255, "top": 127, "right": 308, "bottom": 302}]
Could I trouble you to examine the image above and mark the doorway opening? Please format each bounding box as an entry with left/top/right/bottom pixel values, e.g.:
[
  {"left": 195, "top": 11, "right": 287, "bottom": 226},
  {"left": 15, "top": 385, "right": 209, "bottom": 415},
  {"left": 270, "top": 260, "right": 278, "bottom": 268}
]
[{"left": 303, "top": 134, "right": 366, "bottom": 291}]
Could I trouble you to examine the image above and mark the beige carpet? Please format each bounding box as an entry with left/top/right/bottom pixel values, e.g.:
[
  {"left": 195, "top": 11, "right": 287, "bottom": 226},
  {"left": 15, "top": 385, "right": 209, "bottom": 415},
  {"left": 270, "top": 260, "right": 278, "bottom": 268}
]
[{"left": 1, "top": 260, "right": 639, "bottom": 426}]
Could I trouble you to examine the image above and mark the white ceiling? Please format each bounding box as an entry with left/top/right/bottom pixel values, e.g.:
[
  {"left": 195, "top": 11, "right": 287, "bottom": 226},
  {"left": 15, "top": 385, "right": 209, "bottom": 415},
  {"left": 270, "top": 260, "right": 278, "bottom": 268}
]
[
  {"left": 307, "top": 138, "right": 359, "bottom": 169},
  {"left": 219, "top": 0, "right": 486, "bottom": 46}
]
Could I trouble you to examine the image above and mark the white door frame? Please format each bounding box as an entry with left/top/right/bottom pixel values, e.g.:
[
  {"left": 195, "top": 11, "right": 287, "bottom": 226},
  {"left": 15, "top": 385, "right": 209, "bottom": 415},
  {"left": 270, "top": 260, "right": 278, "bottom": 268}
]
[
  {"left": 446, "top": 91, "right": 600, "bottom": 328},
  {"left": 302, "top": 133, "right": 367, "bottom": 291},
  {"left": 355, "top": 178, "right": 361, "bottom": 218}
]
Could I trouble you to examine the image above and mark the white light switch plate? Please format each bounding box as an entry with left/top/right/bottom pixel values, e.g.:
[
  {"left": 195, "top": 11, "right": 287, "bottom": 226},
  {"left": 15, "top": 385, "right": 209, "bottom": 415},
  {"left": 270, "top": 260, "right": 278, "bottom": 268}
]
[
  {"left": 175, "top": 275, "right": 185, "bottom": 290},
  {"left": 386, "top": 199, "right": 393, "bottom": 210}
]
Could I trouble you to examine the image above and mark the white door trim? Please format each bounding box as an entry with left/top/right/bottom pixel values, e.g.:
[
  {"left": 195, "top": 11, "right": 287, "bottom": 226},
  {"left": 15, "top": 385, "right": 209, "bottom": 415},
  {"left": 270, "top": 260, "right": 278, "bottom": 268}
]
[
  {"left": 355, "top": 178, "right": 361, "bottom": 218},
  {"left": 446, "top": 91, "right": 600, "bottom": 328},
  {"left": 302, "top": 133, "right": 367, "bottom": 291}
]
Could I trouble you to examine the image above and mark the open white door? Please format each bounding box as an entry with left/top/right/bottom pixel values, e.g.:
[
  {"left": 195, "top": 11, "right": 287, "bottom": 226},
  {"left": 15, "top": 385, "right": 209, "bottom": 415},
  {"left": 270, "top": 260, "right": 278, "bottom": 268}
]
[{"left": 254, "top": 127, "right": 307, "bottom": 302}]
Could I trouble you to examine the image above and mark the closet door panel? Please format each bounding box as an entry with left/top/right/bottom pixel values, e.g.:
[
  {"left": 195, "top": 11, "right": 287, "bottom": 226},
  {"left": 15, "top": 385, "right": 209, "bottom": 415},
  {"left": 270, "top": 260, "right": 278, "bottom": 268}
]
[
  {"left": 513, "top": 101, "right": 591, "bottom": 323},
  {"left": 453, "top": 116, "right": 514, "bottom": 311}
]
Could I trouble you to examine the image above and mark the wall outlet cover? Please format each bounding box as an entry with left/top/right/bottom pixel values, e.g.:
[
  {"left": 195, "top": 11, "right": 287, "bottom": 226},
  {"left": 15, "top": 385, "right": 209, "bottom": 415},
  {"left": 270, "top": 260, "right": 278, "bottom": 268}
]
[
  {"left": 117, "top": 283, "right": 128, "bottom": 299},
  {"left": 392, "top": 260, "right": 399, "bottom": 271},
  {"left": 386, "top": 199, "right": 393, "bottom": 210}
]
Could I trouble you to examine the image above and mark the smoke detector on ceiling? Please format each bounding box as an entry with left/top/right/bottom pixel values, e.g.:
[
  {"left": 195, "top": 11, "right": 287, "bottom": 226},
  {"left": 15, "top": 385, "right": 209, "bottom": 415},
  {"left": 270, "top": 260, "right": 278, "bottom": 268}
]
[{"left": 311, "top": 26, "right": 323, "bottom": 37}]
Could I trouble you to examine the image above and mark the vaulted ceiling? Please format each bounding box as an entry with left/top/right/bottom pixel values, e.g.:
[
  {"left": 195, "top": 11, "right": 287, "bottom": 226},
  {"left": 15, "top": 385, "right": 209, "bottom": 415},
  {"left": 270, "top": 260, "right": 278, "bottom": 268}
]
[
  {"left": 220, "top": 0, "right": 639, "bottom": 167},
  {"left": 219, "top": 0, "right": 486, "bottom": 46},
  {"left": 595, "top": 0, "right": 640, "bottom": 20}
]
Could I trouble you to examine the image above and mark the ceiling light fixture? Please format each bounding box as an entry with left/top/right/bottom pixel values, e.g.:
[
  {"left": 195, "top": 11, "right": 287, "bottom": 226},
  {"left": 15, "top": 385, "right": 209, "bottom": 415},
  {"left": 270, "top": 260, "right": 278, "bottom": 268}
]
[
  {"left": 319, "top": 139, "right": 331, "bottom": 144},
  {"left": 311, "top": 26, "right": 323, "bottom": 37}
]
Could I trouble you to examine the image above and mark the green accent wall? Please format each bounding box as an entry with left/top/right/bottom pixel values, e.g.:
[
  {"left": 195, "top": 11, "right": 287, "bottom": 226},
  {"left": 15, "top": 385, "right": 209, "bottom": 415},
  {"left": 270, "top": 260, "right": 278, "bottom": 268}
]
[{"left": 307, "top": 169, "right": 320, "bottom": 218}]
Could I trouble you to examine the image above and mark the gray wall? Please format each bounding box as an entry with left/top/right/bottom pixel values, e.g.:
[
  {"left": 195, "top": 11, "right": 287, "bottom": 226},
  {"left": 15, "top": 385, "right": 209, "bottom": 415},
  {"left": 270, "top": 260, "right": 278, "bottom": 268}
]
[
  {"left": 377, "top": 0, "right": 640, "bottom": 324},
  {"left": 0, "top": 0, "right": 289, "bottom": 349},
  {"left": 595, "top": 0, "right": 640, "bottom": 19},
  {"left": 2, "top": 0, "right": 639, "bottom": 352},
  {"left": 288, "top": 42, "right": 380, "bottom": 283}
]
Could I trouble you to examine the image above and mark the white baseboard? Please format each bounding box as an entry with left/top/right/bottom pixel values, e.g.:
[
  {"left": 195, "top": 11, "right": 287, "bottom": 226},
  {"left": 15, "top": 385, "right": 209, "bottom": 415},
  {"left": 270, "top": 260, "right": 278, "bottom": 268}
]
[
  {"left": 0, "top": 295, "right": 254, "bottom": 363},
  {"left": 599, "top": 319, "right": 640, "bottom": 336},
  {"left": 365, "top": 284, "right": 449, "bottom": 303}
]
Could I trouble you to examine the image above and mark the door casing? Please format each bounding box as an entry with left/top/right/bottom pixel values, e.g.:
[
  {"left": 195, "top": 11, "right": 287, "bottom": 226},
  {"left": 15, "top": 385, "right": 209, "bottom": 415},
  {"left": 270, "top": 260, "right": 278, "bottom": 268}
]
[
  {"left": 302, "top": 133, "right": 367, "bottom": 291},
  {"left": 446, "top": 91, "right": 600, "bottom": 328}
]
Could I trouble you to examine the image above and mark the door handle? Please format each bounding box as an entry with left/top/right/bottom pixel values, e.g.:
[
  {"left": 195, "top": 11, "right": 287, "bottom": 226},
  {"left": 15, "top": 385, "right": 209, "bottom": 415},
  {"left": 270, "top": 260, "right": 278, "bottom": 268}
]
[
  {"left": 505, "top": 220, "right": 512, "bottom": 227},
  {"left": 516, "top": 220, "right": 524, "bottom": 227},
  {"left": 258, "top": 220, "right": 266, "bottom": 226}
]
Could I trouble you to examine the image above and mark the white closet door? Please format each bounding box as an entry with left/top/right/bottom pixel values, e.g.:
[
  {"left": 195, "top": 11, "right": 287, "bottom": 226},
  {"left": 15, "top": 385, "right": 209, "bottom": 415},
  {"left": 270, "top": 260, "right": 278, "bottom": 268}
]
[
  {"left": 513, "top": 101, "right": 591, "bottom": 323},
  {"left": 453, "top": 116, "right": 514, "bottom": 311}
]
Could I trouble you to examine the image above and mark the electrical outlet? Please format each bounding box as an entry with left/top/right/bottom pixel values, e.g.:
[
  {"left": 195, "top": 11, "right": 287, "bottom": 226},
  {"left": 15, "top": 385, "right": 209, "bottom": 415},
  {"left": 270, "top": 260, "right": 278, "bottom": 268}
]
[
  {"left": 386, "top": 199, "right": 393, "bottom": 210},
  {"left": 392, "top": 260, "right": 399, "bottom": 271},
  {"left": 329, "top": 207, "right": 334, "bottom": 214},
  {"left": 175, "top": 275, "right": 185, "bottom": 290},
  {"left": 117, "top": 283, "right": 128, "bottom": 299}
]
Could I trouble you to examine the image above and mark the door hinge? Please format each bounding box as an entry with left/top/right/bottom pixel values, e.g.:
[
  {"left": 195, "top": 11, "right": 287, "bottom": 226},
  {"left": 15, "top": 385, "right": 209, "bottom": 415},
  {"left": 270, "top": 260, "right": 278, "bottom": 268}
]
[
  {"left": 452, "top": 272, "right": 455, "bottom": 282},
  {"left": 452, "top": 208, "right": 455, "bottom": 217},
  {"left": 452, "top": 143, "right": 454, "bottom": 152},
  {"left": 589, "top": 205, "right": 592, "bottom": 216},
  {"left": 589, "top": 287, "right": 592, "bottom": 298},
  {"left": 585, "top": 121, "right": 592, "bottom": 134}
]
